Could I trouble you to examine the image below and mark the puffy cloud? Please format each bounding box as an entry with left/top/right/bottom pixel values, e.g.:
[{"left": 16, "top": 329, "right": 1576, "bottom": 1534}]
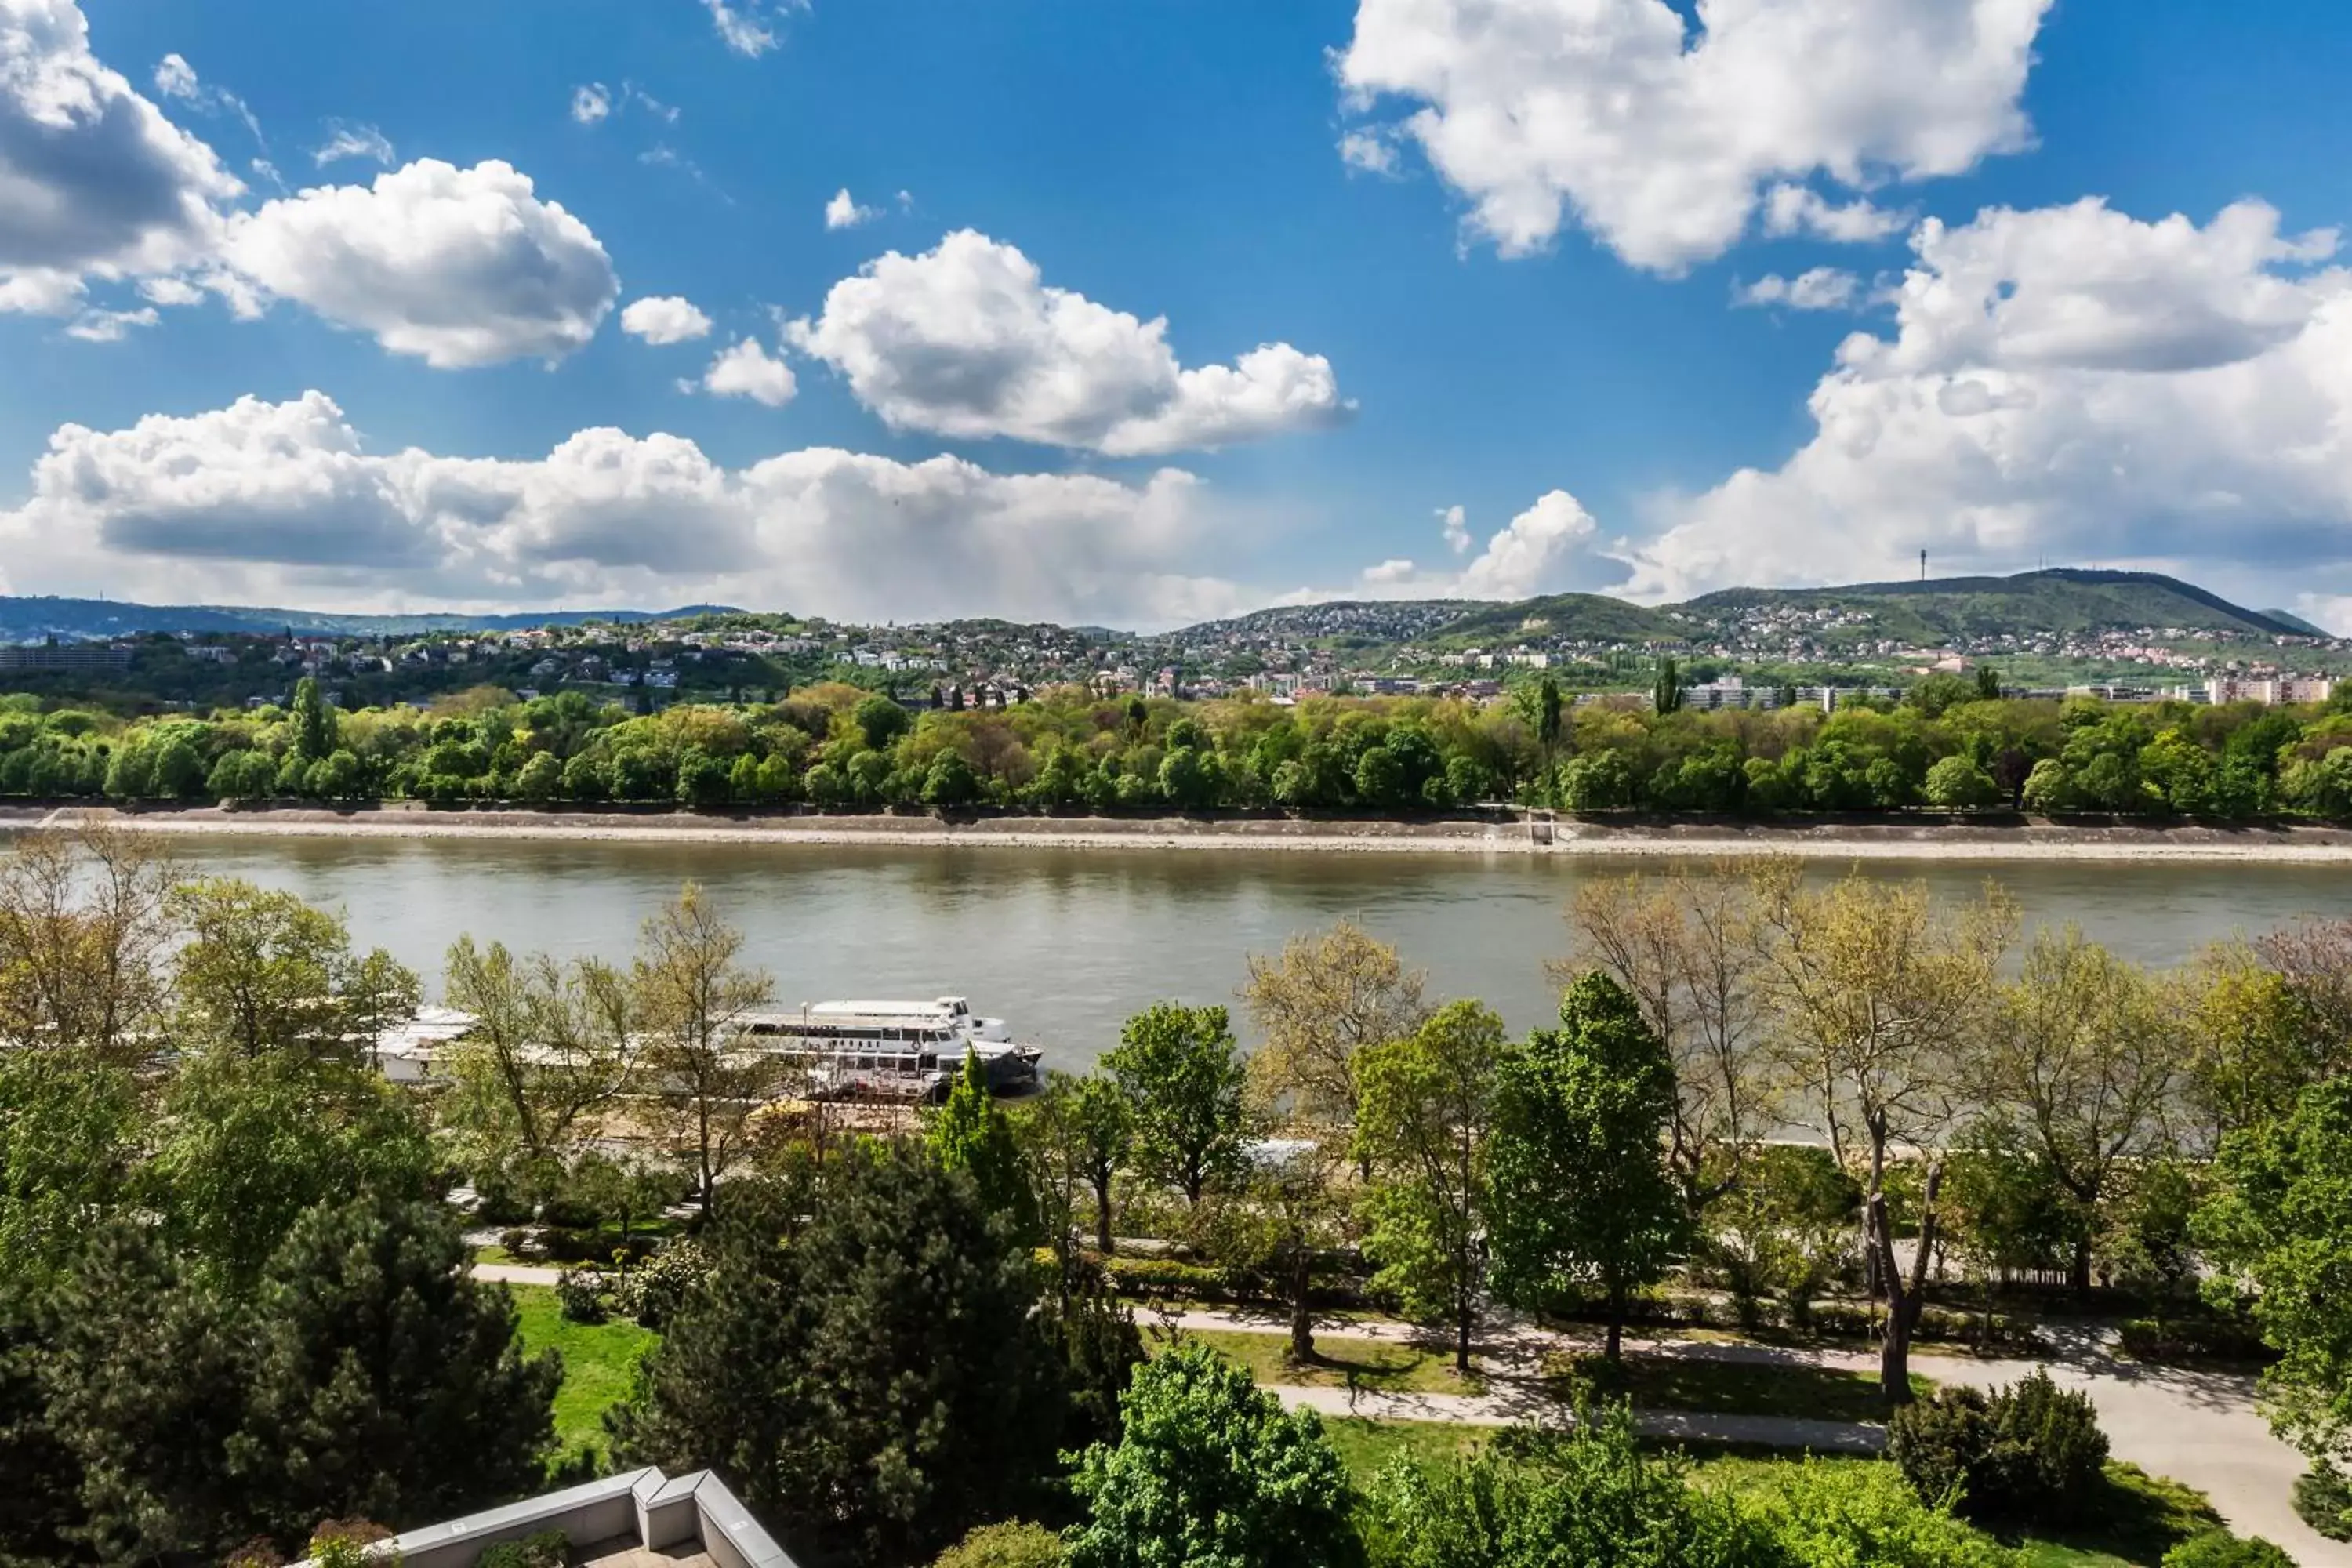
[
  {"left": 1326, "top": 492, "right": 1602, "bottom": 601},
  {"left": 823, "top": 187, "right": 877, "bottom": 230},
  {"left": 0, "top": 1, "right": 241, "bottom": 307},
  {"left": 786, "top": 229, "right": 1349, "bottom": 456},
  {"left": 1439, "top": 503, "right": 1469, "bottom": 554},
  {"left": 1456, "top": 491, "right": 1599, "bottom": 598},
  {"left": 1334, "top": 0, "right": 2049, "bottom": 270},
  {"left": 699, "top": 337, "right": 797, "bottom": 406},
  {"left": 220, "top": 158, "right": 619, "bottom": 367},
  {"left": 1338, "top": 129, "right": 1403, "bottom": 178},
  {"left": 571, "top": 83, "right": 611, "bottom": 125},
  {"left": 1762, "top": 185, "right": 1909, "bottom": 245},
  {"left": 619, "top": 294, "right": 713, "bottom": 344},
  {"left": 1621, "top": 198, "right": 2352, "bottom": 604},
  {"left": 311, "top": 120, "right": 394, "bottom": 168},
  {"left": 0, "top": 390, "right": 1258, "bottom": 627},
  {"left": 1734, "top": 267, "right": 1861, "bottom": 311}
]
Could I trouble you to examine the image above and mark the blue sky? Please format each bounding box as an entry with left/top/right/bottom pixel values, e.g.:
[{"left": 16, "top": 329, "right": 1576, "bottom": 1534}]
[{"left": 6, "top": 0, "right": 2352, "bottom": 629}]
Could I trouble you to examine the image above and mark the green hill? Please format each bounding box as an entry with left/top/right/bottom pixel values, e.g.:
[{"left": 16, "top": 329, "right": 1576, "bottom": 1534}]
[
  {"left": 1425, "top": 592, "right": 1682, "bottom": 644},
  {"left": 1675, "top": 569, "right": 2300, "bottom": 642}
]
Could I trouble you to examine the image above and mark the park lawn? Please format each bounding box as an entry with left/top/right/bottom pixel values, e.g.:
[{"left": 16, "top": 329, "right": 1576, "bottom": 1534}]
[
  {"left": 1321, "top": 1417, "right": 1496, "bottom": 1481},
  {"left": 1547, "top": 1351, "right": 1933, "bottom": 1424},
  {"left": 1156, "top": 1327, "right": 1486, "bottom": 1396},
  {"left": 508, "top": 1283, "right": 659, "bottom": 1461}
]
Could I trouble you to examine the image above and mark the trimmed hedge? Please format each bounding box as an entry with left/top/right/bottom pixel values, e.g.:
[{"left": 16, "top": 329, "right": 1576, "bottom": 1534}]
[{"left": 2119, "top": 1316, "right": 2274, "bottom": 1367}]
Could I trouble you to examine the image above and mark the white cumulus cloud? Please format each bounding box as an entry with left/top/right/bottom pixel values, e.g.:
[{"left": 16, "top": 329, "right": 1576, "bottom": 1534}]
[
  {"left": 0, "top": 390, "right": 1258, "bottom": 628},
  {"left": 699, "top": 337, "right": 797, "bottom": 406},
  {"left": 220, "top": 158, "right": 619, "bottom": 368},
  {"left": 1621, "top": 198, "right": 2352, "bottom": 607},
  {"left": 1762, "top": 185, "right": 1910, "bottom": 245},
  {"left": 1327, "top": 491, "right": 1602, "bottom": 601},
  {"left": 571, "top": 83, "right": 611, "bottom": 125},
  {"left": 786, "top": 229, "right": 1349, "bottom": 456},
  {"left": 1334, "top": 0, "right": 2050, "bottom": 270},
  {"left": 0, "top": 2, "right": 242, "bottom": 311},
  {"left": 823, "top": 187, "right": 878, "bottom": 230},
  {"left": 1734, "top": 267, "right": 1862, "bottom": 311},
  {"left": 1439, "top": 503, "right": 1470, "bottom": 554},
  {"left": 620, "top": 295, "right": 713, "bottom": 344}
]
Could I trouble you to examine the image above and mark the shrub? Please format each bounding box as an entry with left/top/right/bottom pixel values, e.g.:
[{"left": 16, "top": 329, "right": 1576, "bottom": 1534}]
[
  {"left": 539, "top": 1226, "right": 655, "bottom": 1265},
  {"left": 616, "top": 1243, "right": 708, "bottom": 1330},
  {"left": 2161, "top": 1530, "right": 2298, "bottom": 1568},
  {"left": 1730, "top": 1457, "right": 2013, "bottom": 1568},
  {"left": 931, "top": 1521, "right": 1065, "bottom": 1568},
  {"left": 2295, "top": 1465, "right": 2352, "bottom": 1542},
  {"left": 1889, "top": 1386, "right": 1996, "bottom": 1508},
  {"left": 2120, "top": 1316, "right": 2274, "bottom": 1367},
  {"left": 1889, "top": 1370, "right": 2107, "bottom": 1526},
  {"left": 556, "top": 1267, "right": 608, "bottom": 1324},
  {"left": 473, "top": 1530, "right": 569, "bottom": 1568},
  {"left": 1985, "top": 1368, "right": 2109, "bottom": 1516}
]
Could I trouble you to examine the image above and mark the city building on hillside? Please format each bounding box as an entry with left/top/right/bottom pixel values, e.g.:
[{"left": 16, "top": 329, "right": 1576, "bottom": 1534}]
[
  {"left": 292, "top": 1468, "right": 798, "bottom": 1568},
  {"left": 2205, "top": 675, "right": 2336, "bottom": 705}
]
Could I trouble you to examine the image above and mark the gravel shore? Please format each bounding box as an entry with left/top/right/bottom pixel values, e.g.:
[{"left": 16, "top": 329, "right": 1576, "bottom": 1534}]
[{"left": 10, "top": 803, "right": 2352, "bottom": 862}]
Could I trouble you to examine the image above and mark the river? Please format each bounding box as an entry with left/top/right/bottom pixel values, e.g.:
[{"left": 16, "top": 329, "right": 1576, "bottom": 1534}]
[{"left": 106, "top": 835, "right": 2352, "bottom": 1069}]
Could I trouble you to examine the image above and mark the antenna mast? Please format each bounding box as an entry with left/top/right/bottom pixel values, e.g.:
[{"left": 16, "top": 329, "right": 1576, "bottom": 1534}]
[{"left": 1919, "top": 549, "right": 1927, "bottom": 583}]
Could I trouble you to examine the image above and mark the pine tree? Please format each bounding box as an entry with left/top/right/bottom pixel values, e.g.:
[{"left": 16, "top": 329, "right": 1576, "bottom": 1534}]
[
  {"left": 1653, "top": 658, "right": 1683, "bottom": 715},
  {"left": 611, "top": 1149, "right": 1065, "bottom": 1568}
]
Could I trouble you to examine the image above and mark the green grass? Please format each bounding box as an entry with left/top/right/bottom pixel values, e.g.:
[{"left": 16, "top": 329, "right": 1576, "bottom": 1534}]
[
  {"left": 1153, "top": 1327, "right": 1486, "bottom": 1396},
  {"left": 508, "top": 1283, "right": 659, "bottom": 1461},
  {"left": 472, "top": 1243, "right": 519, "bottom": 1265},
  {"left": 1545, "top": 1352, "right": 1932, "bottom": 1424},
  {"left": 1320, "top": 1417, "right": 1497, "bottom": 1481},
  {"left": 2002, "top": 1464, "right": 2221, "bottom": 1568}
]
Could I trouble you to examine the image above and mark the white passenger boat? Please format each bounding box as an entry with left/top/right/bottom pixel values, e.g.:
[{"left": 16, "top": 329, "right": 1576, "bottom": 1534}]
[{"left": 734, "top": 996, "right": 1043, "bottom": 1101}]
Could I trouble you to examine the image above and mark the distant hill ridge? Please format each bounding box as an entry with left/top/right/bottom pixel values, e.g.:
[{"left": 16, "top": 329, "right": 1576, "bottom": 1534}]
[
  {"left": 0, "top": 597, "right": 745, "bottom": 641},
  {"left": 0, "top": 569, "right": 2323, "bottom": 646},
  {"left": 1190, "top": 568, "right": 2314, "bottom": 645}
]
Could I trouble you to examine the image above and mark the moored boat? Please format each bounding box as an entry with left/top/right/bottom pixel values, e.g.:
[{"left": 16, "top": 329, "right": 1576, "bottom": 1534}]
[{"left": 734, "top": 996, "right": 1043, "bottom": 1101}]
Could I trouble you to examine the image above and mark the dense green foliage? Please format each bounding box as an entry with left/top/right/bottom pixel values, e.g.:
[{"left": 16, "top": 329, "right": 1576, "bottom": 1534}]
[
  {"left": 610, "top": 1145, "right": 1068, "bottom": 1568},
  {"left": 1064, "top": 1342, "right": 1363, "bottom": 1568},
  {"left": 1487, "top": 975, "right": 1686, "bottom": 1358},
  {"left": 2194, "top": 1075, "right": 2352, "bottom": 1472},
  {"left": 1888, "top": 1372, "right": 2111, "bottom": 1527},
  {"left": 12, "top": 673, "right": 2352, "bottom": 819},
  {"left": 2160, "top": 1529, "right": 2299, "bottom": 1567}
]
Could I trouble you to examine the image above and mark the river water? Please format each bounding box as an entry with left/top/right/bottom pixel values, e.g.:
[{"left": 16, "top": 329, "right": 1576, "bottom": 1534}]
[{"left": 103, "top": 835, "right": 2352, "bottom": 1069}]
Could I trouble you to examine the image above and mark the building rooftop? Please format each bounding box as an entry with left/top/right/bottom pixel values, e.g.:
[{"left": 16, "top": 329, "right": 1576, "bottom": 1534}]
[{"left": 299, "top": 1468, "right": 797, "bottom": 1568}]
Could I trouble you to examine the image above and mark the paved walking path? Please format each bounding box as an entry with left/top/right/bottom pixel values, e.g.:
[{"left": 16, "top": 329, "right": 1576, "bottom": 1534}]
[
  {"left": 477, "top": 1261, "right": 565, "bottom": 1286},
  {"left": 1147, "top": 1307, "right": 2349, "bottom": 1565},
  {"left": 467, "top": 1266, "right": 2341, "bottom": 1563}
]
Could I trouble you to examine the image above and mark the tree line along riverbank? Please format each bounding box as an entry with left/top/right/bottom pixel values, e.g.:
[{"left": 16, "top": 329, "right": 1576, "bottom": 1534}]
[
  {"left": 2, "top": 821, "right": 2348, "bottom": 1563},
  {"left": 9, "top": 671, "right": 2352, "bottom": 823}
]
